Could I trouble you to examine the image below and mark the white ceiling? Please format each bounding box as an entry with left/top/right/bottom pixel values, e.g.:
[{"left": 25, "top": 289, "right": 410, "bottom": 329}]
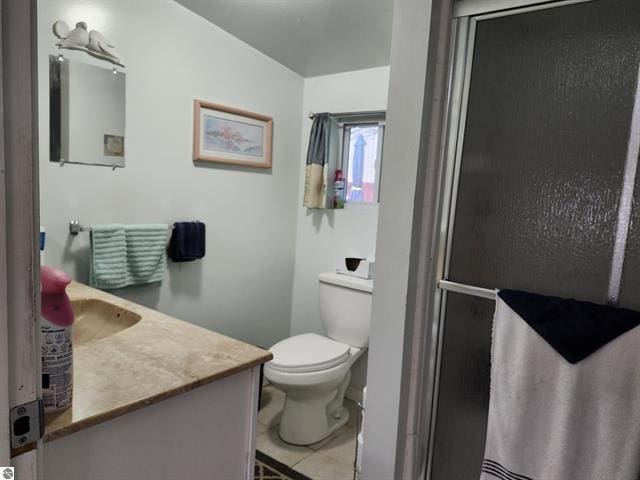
[{"left": 174, "top": 0, "right": 394, "bottom": 77}]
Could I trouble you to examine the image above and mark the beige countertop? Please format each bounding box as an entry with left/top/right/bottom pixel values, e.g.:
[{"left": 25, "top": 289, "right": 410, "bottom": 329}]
[{"left": 44, "top": 282, "right": 272, "bottom": 442}]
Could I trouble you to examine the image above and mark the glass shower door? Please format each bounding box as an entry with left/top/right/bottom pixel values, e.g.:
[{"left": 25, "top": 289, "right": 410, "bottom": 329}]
[{"left": 429, "top": 0, "right": 640, "bottom": 478}]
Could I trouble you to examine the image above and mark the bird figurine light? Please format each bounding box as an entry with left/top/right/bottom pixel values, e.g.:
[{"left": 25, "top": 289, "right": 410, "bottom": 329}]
[{"left": 52, "top": 20, "right": 124, "bottom": 68}]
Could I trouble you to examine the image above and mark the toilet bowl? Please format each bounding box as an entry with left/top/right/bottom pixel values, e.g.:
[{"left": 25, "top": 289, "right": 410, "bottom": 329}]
[
  {"left": 264, "top": 333, "right": 365, "bottom": 445},
  {"left": 264, "top": 272, "right": 372, "bottom": 446}
]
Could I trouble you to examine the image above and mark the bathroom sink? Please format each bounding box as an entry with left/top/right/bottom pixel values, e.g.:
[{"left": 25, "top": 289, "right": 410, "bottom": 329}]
[{"left": 71, "top": 299, "right": 141, "bottom": 345}]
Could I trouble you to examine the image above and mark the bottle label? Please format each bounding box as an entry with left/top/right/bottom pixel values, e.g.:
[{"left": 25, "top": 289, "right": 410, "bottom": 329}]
[{"left": 42, "top": 320, "right": 73, "bottom": 412}]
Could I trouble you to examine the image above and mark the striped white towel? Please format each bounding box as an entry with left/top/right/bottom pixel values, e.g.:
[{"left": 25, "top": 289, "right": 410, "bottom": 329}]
[{"left": 481, "top": 291, "right": 640, "bottom": 480}]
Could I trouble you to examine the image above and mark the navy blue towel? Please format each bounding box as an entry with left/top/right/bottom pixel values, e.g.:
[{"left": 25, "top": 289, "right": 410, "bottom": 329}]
[
  {"left": 168, "top": 222, "right": 206, "bottom": 262},
  {"left": 498, "top": 290, "right": 640, "bottom": 364}
]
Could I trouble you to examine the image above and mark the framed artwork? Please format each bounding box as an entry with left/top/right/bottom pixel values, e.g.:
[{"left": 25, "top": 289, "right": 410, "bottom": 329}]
[{"left": 193, "top": 100, "right": 273, "bottom": 169}]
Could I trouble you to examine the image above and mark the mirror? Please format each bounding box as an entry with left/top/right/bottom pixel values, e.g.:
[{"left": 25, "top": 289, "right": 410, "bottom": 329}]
[{"left": 49, "top": 55, "right": 126, "bottom": 167}]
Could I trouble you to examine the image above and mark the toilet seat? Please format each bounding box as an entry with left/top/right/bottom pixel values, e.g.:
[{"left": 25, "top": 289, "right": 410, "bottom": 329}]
[{"left": 268, "top": 333, "right": 351, "bottom": 373}]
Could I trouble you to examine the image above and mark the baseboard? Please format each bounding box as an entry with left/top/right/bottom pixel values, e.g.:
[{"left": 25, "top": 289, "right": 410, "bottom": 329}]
[{"left": 346, "top": 385, "right": 364, "bottom": 404}]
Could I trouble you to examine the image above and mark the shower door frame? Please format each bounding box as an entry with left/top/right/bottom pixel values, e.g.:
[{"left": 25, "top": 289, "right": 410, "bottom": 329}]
[{"left": 422, "top": 0, "right": 625, "bottom": 478}]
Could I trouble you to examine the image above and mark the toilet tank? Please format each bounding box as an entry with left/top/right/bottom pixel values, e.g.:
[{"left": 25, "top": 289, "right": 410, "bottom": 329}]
[{"left": 318, "top": 272, "right": 373, "bottom": 348}]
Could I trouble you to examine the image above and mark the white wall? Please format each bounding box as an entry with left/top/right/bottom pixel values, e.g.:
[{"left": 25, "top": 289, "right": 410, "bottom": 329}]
[
  {"left": 290, "top": 67, "right": 390, "bottom": 393},
  {"left": 361, "top": 0, "right": 440, "bottom": 477},
  {"left": 38, "top": 0, "right": 304, "bottom": 348}
]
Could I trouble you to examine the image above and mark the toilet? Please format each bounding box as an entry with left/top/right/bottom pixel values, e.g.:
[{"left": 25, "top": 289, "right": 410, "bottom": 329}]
[{"left": 264, "top": 272, "right": 373, "bottom": 446}]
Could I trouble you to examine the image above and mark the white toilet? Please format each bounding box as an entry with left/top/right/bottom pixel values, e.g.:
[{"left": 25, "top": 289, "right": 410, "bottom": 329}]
[{"left": 264, "top": 272, "right": 373, "bottom": 446}]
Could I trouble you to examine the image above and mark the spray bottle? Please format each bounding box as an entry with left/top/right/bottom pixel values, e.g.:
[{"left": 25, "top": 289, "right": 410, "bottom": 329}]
[{"left": 41, "top": 266, "right": 75, "bottom": 412}]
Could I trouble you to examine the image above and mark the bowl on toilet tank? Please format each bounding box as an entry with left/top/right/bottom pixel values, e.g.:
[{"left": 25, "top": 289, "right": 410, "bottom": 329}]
[{"left": 318, "top": 272, "right": 373, "bottom": 349}]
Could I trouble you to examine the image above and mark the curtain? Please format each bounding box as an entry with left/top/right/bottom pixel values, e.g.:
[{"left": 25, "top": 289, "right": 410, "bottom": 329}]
[{"left": 303, "top": 114, "right": 330, "bottom": 208}]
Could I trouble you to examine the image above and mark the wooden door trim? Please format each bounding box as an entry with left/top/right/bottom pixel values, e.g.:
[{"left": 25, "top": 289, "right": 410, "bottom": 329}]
[{"left": 3, "top": 0, "right": 41, "bottom": 473}]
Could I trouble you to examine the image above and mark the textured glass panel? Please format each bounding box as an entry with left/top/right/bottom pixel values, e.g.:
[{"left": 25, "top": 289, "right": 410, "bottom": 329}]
[
  {"left": 448, "top": 0, "right": 640, "bottom": 303},
  {"left": 431, "top": 293, "right": 493, "bottom": 480},
  {"left": 620, "top": 172, "right": 640, "bottom": 310}
]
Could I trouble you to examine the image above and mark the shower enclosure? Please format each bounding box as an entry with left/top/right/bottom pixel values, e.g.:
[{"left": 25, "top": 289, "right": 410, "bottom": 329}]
[{"left": 426, "top": 0, "right": 640, "bottom": 478}]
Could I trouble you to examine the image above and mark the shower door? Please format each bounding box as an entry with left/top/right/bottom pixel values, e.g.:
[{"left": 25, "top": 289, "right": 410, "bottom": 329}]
[{"left": 427, "top": 0, "right": 640, "bottom": 479}]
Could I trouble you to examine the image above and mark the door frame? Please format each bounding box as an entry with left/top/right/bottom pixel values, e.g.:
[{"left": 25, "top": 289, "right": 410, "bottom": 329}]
[
  {"left": 0, "top": 85, "right": 9, "bottom": 469},
  {"left": 452, "top": 0, "right": 596, "bottom": 17},
  {"left": 1, "top": 0, "right": 41, "bottom": 477}
]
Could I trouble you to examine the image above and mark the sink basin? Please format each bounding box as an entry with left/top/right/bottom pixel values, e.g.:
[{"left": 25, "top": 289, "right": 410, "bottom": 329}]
[{"left": 71, "top": 299, "right": 141, "bottom": 345}]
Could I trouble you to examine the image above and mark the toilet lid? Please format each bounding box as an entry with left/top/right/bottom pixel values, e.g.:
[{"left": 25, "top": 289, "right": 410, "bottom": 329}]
[{"left": 268, "top": 333, "right": 351, "bottom": 373}]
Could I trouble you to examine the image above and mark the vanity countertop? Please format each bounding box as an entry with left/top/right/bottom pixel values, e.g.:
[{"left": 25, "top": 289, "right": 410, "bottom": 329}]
[{"left": 44, "top": 282, "right": 272, "bottom": 442}]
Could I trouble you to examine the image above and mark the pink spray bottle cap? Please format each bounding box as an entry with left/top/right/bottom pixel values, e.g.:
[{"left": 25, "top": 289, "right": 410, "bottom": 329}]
[{"left": 41, "top": 266, "right": 75, "bottom": 327}]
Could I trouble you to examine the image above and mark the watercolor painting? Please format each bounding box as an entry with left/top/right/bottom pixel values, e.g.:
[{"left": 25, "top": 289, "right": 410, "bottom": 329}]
[
  {"left": 203, "top": 116, "right": 264, "bottom": 157},
  {"left": 193, "top": 100, "right": 273, "bottom": 169}
]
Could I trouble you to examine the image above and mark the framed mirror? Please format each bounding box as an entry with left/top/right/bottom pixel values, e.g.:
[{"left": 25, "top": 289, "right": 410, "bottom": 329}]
[{"left": 49, "top": 55, "right": 126, "bottom": 167}]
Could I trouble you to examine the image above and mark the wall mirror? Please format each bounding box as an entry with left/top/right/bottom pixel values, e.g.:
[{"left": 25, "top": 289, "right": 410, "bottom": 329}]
[{"left": 49, "top": 54, "right": 126, "bottom": 167}]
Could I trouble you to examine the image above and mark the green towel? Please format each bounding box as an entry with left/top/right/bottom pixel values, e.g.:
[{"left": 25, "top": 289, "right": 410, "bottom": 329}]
[
  {"left": 90, "top": 224, "right": 168, "bottom": 290},
  {"left": 90, "top": 224, "right": 127, "bottom": 289}
]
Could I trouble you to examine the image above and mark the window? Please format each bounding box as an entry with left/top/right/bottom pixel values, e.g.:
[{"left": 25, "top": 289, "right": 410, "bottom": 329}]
[{"left": 340, "top": 119, "right": 385, "bottom": 204}]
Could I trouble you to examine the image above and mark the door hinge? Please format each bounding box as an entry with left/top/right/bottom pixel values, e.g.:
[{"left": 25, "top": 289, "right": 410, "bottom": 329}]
[{"left": 10, "top": 399, "right": 44, "bottom": 449}]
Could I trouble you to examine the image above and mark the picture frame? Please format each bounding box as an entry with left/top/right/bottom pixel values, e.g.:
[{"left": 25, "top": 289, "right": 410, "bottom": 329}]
[{"left": 193, "top": 99, "right": 273, "bottom": 169}]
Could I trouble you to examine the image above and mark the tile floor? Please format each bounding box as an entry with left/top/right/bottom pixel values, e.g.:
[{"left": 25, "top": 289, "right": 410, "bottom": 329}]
[{"left": 257, "top": 384, "right": 359, "bottom": 480}]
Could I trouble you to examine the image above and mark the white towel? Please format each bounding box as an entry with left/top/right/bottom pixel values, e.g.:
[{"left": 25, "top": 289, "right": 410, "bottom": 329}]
[{"left": 481, "top": 293, "right": 640, "bottom": 480}]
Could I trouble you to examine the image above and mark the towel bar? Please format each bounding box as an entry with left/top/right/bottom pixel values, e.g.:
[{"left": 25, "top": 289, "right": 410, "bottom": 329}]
[
  {"left": 69, "top": 220, "right": 90, "bottom": 235},
  {"left": 437, "top": 280, "right": 496, "bottom": 300},
  {"left": 69, "top": 221, "right": 182, "bottom": 235}
]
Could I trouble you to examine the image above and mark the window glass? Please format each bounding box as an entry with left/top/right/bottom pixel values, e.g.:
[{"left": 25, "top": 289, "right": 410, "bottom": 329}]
[{"left": 343, "top": 124, "right": 383, "bottom": 204}]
